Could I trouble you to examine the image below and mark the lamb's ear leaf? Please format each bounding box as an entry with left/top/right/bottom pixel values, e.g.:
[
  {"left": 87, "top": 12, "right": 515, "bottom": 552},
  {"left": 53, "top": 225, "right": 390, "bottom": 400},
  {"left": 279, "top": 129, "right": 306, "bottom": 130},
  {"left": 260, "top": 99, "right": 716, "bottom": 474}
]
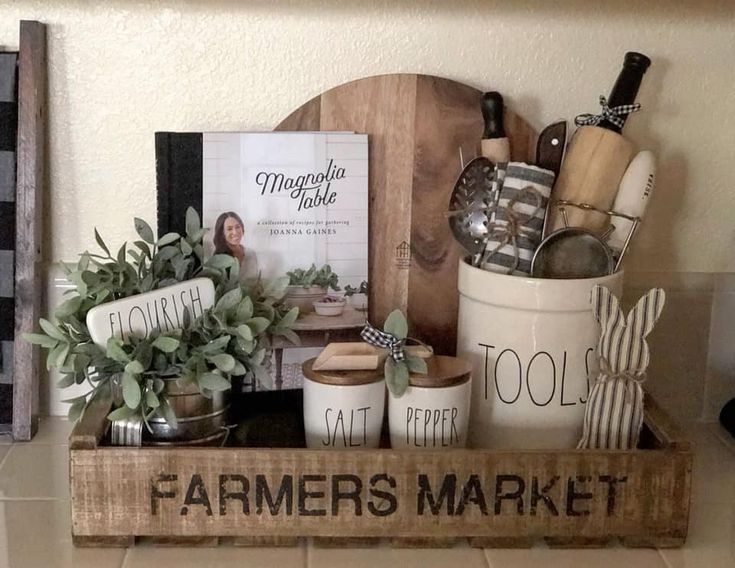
[
  {"left": 94, "top": 228, "right": 110, "bottom": 256},
  {"left": 185, "top": 207, "right": 201, "bottom": 239},
  {"left": 134, "top": 218, "right": 155, "bottom": 244},
  {"left": 385, "top": 358, "right": 409, "bottom": 397},
  {"left": 383, "top": 310, "right": 408, "bottom": 340},
  {"left": 405, "top": 355, "right": 427, "bottom": 374}
]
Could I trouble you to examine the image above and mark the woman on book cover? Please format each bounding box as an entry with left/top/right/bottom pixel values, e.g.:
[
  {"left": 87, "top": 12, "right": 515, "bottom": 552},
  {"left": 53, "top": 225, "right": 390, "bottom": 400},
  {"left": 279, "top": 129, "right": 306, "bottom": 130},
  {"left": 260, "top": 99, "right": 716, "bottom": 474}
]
[{"left": 213, "top": 211, "right": 260, "bottom": 281}]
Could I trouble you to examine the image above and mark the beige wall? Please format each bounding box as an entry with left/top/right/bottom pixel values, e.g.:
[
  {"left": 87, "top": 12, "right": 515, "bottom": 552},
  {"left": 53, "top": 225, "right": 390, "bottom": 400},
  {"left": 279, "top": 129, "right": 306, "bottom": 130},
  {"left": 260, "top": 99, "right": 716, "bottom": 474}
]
[
  {"left": 0, "top": 0, "right": 734, "bottom": 272},
  {"left": 1, "top": 1, "right": 733, "bottom": 417}
]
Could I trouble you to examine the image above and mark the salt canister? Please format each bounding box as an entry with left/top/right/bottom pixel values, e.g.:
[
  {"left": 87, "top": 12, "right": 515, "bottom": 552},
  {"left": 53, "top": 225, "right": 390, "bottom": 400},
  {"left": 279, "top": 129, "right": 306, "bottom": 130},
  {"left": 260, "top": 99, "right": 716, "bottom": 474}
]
[
  {"left": 388, "top": 356, "right": 472, "bottom": 450},
  {"left": 302, "top": 358, "right": 385, "bottom": 449}
]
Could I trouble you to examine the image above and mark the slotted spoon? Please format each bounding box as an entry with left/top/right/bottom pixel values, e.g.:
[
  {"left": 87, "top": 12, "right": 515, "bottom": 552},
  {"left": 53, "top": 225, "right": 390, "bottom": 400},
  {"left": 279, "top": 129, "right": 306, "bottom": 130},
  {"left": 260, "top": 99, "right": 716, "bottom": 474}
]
[{"left": 447, "top": 156, "right": 496, "bottom": 261}]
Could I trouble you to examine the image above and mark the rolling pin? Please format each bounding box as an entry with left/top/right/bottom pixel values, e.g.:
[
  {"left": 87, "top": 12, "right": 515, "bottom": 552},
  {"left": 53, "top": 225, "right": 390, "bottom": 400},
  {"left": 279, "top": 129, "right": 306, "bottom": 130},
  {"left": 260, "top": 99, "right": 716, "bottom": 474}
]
[{"left": 545, "top": 52, "right": 651, "bottom": 236}]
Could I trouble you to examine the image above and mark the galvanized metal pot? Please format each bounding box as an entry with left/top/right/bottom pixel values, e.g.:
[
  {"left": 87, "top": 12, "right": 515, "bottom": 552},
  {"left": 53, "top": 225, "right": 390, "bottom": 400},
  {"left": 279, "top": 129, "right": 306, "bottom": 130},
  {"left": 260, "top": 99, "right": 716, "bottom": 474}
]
[{"left": 146, "top": 378, "right": 230, "bottom": 444}]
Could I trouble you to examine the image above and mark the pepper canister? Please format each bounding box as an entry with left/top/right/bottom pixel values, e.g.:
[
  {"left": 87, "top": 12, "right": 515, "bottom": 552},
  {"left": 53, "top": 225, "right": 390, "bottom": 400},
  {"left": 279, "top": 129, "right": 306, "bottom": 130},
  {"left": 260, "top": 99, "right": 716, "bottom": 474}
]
[
  {"left": 388, "top": 356, "right": 472, "bottom": 450},
  {"left": 302, "top": 358, "right": 385, "bottom": 449}
]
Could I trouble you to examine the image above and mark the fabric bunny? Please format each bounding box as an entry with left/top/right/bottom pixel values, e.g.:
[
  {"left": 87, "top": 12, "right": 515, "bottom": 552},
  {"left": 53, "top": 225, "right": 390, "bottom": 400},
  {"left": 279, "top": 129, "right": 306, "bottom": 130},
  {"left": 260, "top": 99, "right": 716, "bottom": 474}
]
[{"left": 578, "top": 285, "right": 666, "bottom": 450}]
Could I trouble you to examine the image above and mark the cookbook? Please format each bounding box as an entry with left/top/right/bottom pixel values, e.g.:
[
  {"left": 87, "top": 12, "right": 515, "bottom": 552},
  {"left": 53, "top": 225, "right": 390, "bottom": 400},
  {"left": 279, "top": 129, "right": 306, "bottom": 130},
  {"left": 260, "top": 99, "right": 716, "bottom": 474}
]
[{"left": 157, "top": 131, "right": 369, "bottom": 389}]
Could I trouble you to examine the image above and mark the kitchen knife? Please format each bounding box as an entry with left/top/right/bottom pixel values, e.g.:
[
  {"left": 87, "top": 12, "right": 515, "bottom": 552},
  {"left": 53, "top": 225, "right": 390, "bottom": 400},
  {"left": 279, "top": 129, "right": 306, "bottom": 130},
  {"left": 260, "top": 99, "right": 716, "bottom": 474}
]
[
  {"left": 480, "top": 92, "right": 511, "bottom": 164},
  {"left": 535, "top": 121, "right": 567, "bottom": 178}
]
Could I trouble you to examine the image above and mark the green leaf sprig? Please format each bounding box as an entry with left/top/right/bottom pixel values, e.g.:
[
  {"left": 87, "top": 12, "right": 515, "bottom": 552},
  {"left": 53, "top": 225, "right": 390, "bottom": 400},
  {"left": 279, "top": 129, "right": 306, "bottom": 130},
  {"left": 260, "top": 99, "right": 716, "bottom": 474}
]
[
  {"left": 286, "top": 263, "right": 340, "bottom": 291},
  {"left": 24, "top": 208, "right": 299, "bottom": 428},
  {"left": 382, "top": 310, "right": 427, "bottom": 397},
  {"left": 343, "top": 280, "right": 368, "bottom": 297}
]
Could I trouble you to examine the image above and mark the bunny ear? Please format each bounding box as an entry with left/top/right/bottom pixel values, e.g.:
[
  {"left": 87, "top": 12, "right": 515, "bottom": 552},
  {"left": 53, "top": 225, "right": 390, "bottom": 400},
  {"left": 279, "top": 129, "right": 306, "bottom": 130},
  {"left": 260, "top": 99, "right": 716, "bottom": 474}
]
[
  {"left": 590, "top": 285, "right": 621, "bottom": 328},
  {"left": 627, "top": 288, "right": 666, "bottom": 337}
]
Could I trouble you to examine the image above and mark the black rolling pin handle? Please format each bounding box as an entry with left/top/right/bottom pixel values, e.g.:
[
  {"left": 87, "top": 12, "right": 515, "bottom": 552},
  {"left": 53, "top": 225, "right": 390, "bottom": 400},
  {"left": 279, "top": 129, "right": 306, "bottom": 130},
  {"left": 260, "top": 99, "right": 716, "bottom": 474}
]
[
  {"left": 600, "top": 51, "right": 652, "bottom": 133},
  {"left": 481, "top": 91, "right": 506, "bottom": 139}
]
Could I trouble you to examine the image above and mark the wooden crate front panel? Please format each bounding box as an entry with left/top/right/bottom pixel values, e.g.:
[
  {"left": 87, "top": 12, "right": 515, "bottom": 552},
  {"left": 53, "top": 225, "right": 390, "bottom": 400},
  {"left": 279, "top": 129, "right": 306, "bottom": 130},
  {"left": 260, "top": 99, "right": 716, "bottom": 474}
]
[{"left": 70, "top": 447, "right": 691, "bottom": 540}]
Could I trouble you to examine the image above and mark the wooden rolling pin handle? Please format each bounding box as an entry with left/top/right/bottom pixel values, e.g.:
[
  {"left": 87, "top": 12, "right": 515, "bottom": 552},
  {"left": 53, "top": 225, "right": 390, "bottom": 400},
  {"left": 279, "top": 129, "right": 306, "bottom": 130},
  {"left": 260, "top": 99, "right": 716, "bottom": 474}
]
[{"left": 481, "top": 138, "right": 511, "bottom": 164}]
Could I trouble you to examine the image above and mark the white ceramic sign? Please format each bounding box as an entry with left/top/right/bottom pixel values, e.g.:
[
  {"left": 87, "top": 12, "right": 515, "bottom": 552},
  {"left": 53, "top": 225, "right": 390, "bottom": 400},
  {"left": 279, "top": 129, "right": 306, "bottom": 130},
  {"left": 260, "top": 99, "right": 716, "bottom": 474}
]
[
  {"left": 303, "top": 378, "right": 385, "bottom": 450},
  {"left": 456, "top": 260, "right": 624, "bottom": 450},
  {"left": 389, "top": 380, "right": 471, "bottom": 450},
  {"left": 86, "top": 278, "right": 216, "bottom": 346}
]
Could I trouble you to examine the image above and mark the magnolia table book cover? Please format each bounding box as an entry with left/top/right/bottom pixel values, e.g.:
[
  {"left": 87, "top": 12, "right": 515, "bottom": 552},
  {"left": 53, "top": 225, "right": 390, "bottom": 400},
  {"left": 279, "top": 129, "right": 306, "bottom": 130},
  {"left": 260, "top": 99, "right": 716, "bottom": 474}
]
[{"left": 202, "top": 132, "right": 369, "bottom": 389}]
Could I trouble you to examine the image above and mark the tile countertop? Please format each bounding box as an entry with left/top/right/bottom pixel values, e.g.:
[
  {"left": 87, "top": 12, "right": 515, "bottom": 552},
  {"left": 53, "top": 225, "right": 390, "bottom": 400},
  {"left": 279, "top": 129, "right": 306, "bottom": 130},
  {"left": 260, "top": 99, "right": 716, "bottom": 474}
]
[{"left": 0, "top": 419, "right": 732, "bottom": 568}]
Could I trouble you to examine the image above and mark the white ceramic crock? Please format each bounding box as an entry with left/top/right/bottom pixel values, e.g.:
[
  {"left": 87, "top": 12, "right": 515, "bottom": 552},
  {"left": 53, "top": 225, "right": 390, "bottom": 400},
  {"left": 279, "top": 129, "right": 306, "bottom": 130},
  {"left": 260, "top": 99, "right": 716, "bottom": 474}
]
[
  {"left": 457, "top": 259, "right": 624, "bottom": 449},
  {"left": 389, "top": 356, "right": 472, "bottom": 450},
  {"left": 302, "top": 358, "right": 385, "bottom": 449}
]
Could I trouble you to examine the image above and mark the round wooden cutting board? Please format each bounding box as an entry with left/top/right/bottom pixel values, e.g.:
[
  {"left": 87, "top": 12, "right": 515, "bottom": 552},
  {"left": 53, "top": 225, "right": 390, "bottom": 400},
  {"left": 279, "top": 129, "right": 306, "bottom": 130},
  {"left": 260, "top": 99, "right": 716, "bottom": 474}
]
[{"left": 276, "top": 74, "right": 536, "bottom": 355}]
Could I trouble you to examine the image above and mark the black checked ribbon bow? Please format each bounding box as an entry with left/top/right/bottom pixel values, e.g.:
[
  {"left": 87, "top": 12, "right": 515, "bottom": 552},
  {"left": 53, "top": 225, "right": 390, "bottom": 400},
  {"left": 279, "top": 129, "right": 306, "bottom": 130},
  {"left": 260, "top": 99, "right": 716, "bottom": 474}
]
[
  {"left": 575, "top": 95, "right": 641, "bottom": 130},
  {"left": 361, "top": 321, "right": 405, "bottom": 362}
]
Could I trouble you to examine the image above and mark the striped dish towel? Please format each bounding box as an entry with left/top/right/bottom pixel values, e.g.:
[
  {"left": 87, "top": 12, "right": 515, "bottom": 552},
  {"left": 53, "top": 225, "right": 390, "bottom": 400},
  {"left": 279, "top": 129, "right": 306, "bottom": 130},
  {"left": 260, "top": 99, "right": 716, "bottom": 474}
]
[
  {"left": 578, "top": 285, "right": 666, "bottom": 450},
  {"left": 480, "top": 162, "right": 554, "bottom": 275}
]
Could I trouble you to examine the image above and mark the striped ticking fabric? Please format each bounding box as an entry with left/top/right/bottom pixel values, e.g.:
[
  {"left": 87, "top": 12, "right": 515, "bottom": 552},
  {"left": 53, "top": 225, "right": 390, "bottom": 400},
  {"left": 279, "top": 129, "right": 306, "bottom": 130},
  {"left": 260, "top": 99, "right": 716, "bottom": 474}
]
[
  {"left": 480, "top": 162, "right": 554, "bottom": 276},
  {"left": 578, "top": 285, "right": 666, "bottom": 450},
  {"left": 0, "top": 53, "right": 17, "bottom": 387}
]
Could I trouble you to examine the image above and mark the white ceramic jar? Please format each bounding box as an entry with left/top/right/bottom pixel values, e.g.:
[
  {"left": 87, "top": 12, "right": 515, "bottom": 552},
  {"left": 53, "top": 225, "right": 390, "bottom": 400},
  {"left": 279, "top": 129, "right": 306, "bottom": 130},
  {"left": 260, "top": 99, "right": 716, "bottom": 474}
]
[
  {"left": 389, "top": 356, "right": 472, "bottom": 450},
  {"left": 302, "top": 358, "right": 385, "bottom": 449},
  {"left": 457, "top": 259, "right": 624, "bottom": 449}
]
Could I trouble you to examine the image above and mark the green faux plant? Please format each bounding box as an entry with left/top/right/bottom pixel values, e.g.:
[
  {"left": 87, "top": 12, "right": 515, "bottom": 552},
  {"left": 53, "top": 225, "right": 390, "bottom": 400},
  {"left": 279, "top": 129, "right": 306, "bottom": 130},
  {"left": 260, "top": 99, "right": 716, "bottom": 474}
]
[
  {"left": 24, "top": 208, "right": 299, "bottom": 429},
  {"left": 286, "top": 263, "right": 340, "bottom": 291},
  {"left": 343, "top": 280, "right": 368, "bottom": 297},
  {"left": 382, "top": 310, "right": 427, "bottom": 397}
]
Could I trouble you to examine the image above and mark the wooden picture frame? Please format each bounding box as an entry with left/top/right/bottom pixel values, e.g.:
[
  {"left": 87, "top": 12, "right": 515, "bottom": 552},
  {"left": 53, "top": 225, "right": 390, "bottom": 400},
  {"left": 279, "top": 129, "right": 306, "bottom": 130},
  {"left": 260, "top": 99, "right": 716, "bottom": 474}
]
[{"left": 11, "top": 20, "right": 46, "bottom": 441}]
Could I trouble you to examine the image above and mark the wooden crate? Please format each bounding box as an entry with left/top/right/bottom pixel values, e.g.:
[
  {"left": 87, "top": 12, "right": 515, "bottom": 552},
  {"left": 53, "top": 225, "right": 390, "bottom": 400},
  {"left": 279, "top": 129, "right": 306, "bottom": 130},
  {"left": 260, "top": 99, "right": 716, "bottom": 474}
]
[{"left": 69, "top": 393, "right": 691, "bottom": 549}]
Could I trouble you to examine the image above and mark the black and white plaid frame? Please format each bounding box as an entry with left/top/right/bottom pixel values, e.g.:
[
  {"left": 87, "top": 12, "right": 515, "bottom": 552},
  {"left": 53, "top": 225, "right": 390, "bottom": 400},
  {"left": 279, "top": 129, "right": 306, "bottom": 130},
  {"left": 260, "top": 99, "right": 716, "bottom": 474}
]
[{"left": 0, "top": 53, "right": 17, "bottom": 397}]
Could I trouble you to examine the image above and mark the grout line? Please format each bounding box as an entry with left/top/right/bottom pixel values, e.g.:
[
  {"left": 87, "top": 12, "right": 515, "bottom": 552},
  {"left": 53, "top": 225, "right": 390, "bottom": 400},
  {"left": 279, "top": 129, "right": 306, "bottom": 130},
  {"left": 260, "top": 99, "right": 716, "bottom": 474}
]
[
  {"left": 708, "top": 423, "right": 735, "bottom": 456},
  {"left": 305, "top": 538, "right": 312, "bottom": 568},
  {"left": 482, "top": 548, "right": 494, "bottom": 568},
  {"left": 301, "top": 538, "right": 309, "bottom": 568},
  {"left": 657, "top": 547, "right": 675, "bottom": 568},
  {"left": 119, "top": 548, "right": 130, "bottom": 568},
  {"left": 0, "top": 444, "right": 13, "bottom": 471}
]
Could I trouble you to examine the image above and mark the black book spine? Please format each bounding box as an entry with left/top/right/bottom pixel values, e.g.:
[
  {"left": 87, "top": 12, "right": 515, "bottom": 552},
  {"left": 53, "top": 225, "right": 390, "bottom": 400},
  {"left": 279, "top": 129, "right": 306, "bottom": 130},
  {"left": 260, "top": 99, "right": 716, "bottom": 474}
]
[{"left": 155, "top": 132, "right": 203, "bottom": 236}]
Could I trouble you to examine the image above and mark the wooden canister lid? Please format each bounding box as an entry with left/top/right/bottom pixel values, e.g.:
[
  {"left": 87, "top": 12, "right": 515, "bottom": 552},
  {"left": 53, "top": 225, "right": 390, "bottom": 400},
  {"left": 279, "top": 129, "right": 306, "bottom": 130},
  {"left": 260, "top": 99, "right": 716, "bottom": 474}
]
[
  {"left": 408, "top": 356, "right": 471, "bottom": 388},
  {"left": 302, "top": 358, "right": 384, "bottom": 386}
]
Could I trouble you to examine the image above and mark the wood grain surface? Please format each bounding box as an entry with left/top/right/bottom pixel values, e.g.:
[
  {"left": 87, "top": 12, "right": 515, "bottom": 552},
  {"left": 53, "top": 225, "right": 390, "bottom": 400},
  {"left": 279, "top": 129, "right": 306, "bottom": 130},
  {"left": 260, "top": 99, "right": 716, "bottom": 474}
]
[
  {"left": 276, "top": 74, "right": 536, "bottom": 355},
  {"left": 407, "top": 355, "right": 471, "bottom": 388},
  {"left": 12, "top": 21, "right": 46, "bottom": 441},
  {"left": 545, "top": 125, "right": 635, "bottom": 235},
  {"left": 69, "top": 392, "right": 691, "bottom": 548}
]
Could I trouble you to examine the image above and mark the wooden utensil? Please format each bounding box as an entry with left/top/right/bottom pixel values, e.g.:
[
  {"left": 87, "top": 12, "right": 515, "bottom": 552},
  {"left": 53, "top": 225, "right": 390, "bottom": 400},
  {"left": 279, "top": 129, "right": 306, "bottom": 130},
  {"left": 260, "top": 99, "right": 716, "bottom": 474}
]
[
  {"left": 536, "top": 121, "right": 566, "bottom": 178},
  {"left": 312, "top": 342, "right": 386, "bottom": 371},
  {"left": 480, "top": 92, "right": 511, "bottom": 163},
  {"left": 276, "top": 75, "right": 536, "bottom": 355},
  {"left": 608, "top": 150, "right": 656, "bottom": 260},
  {"left": 545, "top": 126, "right": 635, "bottom": 235},
  {"left": 545, "top": 53, "right": 651, "bottom": 236}
]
